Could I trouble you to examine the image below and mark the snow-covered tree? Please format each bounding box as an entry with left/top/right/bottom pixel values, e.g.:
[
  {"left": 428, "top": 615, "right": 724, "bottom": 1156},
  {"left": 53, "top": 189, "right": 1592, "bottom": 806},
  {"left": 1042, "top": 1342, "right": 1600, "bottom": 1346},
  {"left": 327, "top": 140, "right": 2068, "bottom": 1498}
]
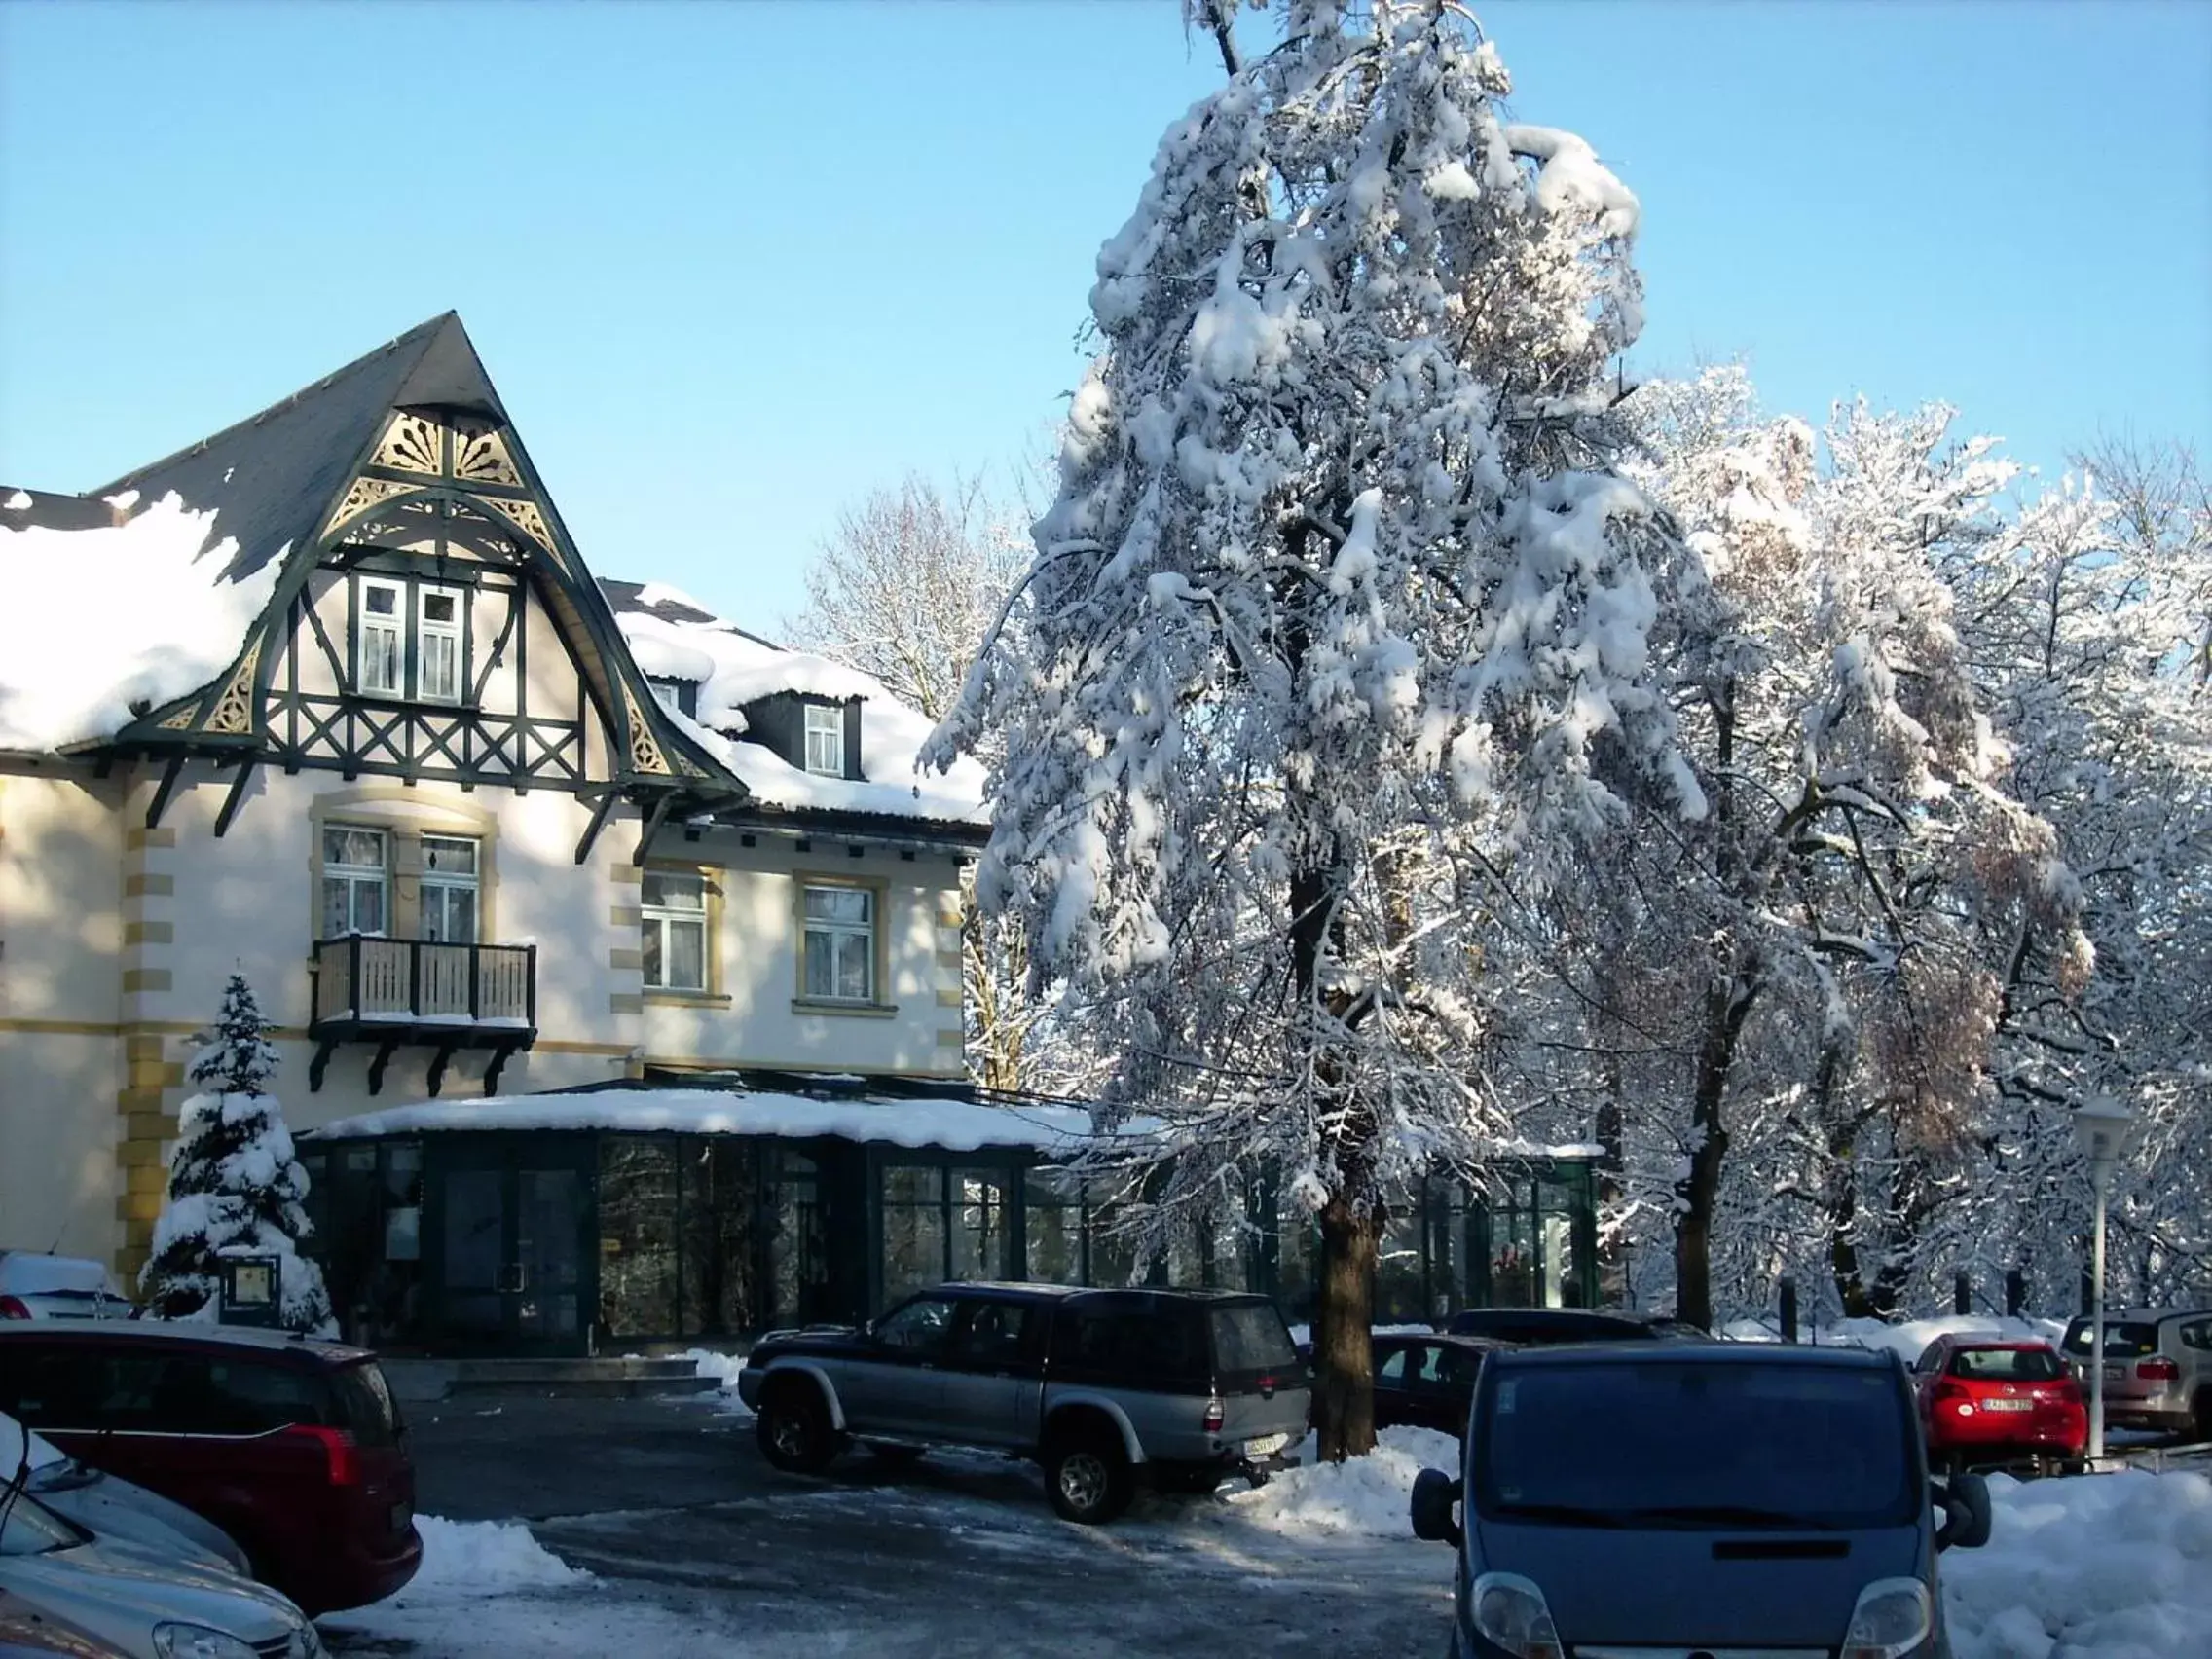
[
  {"left": 141, "top": 975, "right": 335, "bottom": 1334},
  {"left": 928, "top": 0, "right": 1702, "bottom": 1456}
]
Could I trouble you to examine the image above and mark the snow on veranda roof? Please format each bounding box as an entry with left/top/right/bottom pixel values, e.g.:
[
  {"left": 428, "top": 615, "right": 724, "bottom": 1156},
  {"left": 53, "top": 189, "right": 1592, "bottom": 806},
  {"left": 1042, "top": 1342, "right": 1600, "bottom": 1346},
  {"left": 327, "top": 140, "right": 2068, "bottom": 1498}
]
[
  {"left": 0, "top": 314, "right": 506, "bottom": 756},
  {"left": 598, "top": 578, "right": 990, "bottom": 829},
  {"left": 309, "top": 1082, "right": 1122, "bottom": 1152}
]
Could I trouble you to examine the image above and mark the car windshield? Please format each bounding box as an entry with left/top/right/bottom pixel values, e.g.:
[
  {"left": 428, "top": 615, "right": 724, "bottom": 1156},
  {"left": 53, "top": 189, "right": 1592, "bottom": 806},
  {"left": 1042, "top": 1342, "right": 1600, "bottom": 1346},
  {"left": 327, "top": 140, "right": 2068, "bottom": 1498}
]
[
  {"left": 1475, "top": 1359, "right": 1919, "bottom": 1531},
  {"left": 1950, "top": 1346, "right": 2067, "bottom": 1381},
  {"left": 1211, "top": 1305, "right": 1297, "bottom": 1373},
  {"left": 2061, "top": 1320, "right": 2160, "bottom": 1359}
]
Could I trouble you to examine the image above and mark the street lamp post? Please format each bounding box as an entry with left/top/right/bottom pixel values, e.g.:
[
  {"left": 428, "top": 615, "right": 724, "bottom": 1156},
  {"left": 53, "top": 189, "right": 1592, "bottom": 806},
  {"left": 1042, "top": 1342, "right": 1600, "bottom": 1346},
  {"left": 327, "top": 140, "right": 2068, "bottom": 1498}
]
[{"left": 2072, "top": 1095, "right": 2137, "bottom": 1464}]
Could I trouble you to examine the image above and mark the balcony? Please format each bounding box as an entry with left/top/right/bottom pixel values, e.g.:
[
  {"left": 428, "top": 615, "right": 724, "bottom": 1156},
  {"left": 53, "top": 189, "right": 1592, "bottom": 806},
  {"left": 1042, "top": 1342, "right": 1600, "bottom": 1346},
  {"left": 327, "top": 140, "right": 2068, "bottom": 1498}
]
[{"left": 308, "top": 937, "right": 537, "bottom": 1097}]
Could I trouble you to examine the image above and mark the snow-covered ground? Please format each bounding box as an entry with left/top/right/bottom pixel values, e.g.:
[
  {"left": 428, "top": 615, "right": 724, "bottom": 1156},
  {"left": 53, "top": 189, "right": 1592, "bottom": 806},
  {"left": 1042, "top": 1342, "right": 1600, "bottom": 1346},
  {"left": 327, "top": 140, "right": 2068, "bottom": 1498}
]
[
  {"left": 1947, "top": 1470, "right": 2212, "bottom": 1659},
  {"left": 325, "top": 1415, "right": 2209, "bottom": 1657}
]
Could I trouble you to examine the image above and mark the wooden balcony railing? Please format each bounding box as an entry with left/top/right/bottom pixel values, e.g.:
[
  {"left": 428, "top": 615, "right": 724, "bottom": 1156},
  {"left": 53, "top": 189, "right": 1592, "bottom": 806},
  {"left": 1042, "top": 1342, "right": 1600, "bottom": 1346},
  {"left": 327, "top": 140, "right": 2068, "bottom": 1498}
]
[{"left": 308, "top": 937, "right": 537, "bottom": 1095}]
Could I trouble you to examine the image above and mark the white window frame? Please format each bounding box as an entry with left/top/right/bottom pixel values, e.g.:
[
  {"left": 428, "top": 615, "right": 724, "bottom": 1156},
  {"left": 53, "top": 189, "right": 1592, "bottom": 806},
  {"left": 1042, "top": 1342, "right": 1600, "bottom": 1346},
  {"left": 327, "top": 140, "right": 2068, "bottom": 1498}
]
[
  {"left": 803, "top": 703, "right": 845, "bottom": 778},
  {"left": 419, "top": 834, "right": 480, "bottom": 944},
  {"left": 357, "top": 579, "right": 405, "bottom": 697},
  {"left": 416, "top": 584, "right": 464, "bottom": 704},
  {"left": 322, "top": 826, "right": 389, "bottom": 939},
  {"left": 801, "top": 882, "right": 876, "bottom": 1004},
  {"left": 641, "top": 870, "right": 709, "bottom": 992}
]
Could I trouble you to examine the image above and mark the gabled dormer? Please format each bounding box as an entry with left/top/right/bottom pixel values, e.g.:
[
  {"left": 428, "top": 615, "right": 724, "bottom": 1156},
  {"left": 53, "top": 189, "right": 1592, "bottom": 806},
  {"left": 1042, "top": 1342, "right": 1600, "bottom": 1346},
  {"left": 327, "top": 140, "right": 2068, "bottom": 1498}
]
[{"left": 739, "top": 691, "right": 864, "bottom": 782}]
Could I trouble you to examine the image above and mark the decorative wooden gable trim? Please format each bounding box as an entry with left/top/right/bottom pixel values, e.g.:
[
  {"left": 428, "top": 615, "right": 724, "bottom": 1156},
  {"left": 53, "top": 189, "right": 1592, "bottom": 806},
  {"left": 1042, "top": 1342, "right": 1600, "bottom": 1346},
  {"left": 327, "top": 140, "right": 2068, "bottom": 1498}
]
[{"left": 94, "top": 396, "right": 744, "bottom": 838}]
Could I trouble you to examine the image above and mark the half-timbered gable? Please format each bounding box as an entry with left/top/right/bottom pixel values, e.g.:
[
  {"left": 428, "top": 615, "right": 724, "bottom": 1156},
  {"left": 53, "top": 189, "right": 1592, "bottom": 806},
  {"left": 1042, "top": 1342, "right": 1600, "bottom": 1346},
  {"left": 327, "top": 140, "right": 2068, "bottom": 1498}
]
[{"left": 0, "top": 314, "right": 985, "bottom": 1287}]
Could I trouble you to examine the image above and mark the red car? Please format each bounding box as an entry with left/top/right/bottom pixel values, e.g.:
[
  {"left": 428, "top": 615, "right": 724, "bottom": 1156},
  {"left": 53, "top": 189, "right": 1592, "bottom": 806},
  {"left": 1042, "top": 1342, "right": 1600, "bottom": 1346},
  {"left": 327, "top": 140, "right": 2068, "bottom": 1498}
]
[
  {"left": 0, "top": 1322, "right": 421, "bottom": 1615},
  {"left": 1911, "top": 1334, "right": 2086, "bottom": 1471}
]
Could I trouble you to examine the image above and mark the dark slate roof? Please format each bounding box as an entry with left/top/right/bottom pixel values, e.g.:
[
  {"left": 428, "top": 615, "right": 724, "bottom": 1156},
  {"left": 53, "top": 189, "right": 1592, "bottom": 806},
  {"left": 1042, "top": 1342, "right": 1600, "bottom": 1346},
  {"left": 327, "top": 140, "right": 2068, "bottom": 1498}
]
[
  {"left": 87, "top": 313, "right": 502, "bottom": 585},
  {"left": 597, "top": 577, "right": 782, "bottom": 648},
  {"left": 0, "top": 487, "right": 119, "bottom": 534}
]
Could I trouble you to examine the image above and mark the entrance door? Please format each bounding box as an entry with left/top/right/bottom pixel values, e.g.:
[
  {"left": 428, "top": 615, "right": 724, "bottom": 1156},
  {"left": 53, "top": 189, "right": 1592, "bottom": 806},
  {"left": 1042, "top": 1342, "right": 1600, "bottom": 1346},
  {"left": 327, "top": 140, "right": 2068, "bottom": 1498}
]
[{"left": 430, "top": 1140, "right": 594, "bottom": 1354}]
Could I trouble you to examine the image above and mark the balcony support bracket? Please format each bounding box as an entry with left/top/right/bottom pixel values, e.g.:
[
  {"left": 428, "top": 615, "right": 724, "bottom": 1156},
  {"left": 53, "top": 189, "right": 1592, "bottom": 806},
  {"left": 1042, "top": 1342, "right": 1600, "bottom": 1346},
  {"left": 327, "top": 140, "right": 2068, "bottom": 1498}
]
[
  {"left": 426, "top": 1042, "right": 460, "bottom": 1099},
  {"left": 308, "top": 1038, "right": 338, "bottom": 1093},
  {"left": 484, "top": 1040, "right": 525, "bottom": 1096},
  {"left": 367, "top": 1039, "right": 400, "bottom": 1097}
]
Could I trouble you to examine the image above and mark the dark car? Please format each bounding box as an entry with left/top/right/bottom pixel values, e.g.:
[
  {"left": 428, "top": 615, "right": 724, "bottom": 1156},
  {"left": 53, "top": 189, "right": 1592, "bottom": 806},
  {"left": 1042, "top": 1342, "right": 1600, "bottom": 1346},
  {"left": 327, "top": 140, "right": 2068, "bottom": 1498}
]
[
  {"left": 1444, "top": 1307, "right": 1708, "bottom": 1345},
  {"left": 1410, "top": 1344, "right": 1991, "bottom": 1658},
  {"left": 1372, "top": 1333, "right": 1506, "bottom": 1438},
  {"left": 0, "top": 1322, "right": 420, "bottom": 1615},
  {"left": 737, "top": 1282, "right": 1311, "bottom": 1524}
]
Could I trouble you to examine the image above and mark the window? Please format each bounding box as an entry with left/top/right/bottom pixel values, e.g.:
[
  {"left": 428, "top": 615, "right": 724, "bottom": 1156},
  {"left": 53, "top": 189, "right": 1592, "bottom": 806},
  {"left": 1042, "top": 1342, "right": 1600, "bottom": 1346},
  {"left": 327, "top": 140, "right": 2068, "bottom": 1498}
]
[
  {"left": 322, "top": 826, "right": 388, "bottom": 937},
  {"left": 358, "top": 581, "right": 403, "bottom": 695},
  {"left": 949, "top": 1300, "right": 1035, "bottom": 1369},
  {"left": 1378, "top": 1347, "right": 1409, "bottom": 1383},
  {"left": 648, "top": 677, "right": 696, "bottom": 719},
  {"left": 420, "top": 835, "right": 478, "bottom": 944},
  {"left": 354, "top": 576, "right": 467, "bottom": 702},
  {"left": 803, "top": 702, "right": 845, "bottom": 777},
  {"left": 418, "top": 586, "right": 462, "bottom": 702},
  {"left": 802, "top": 883, "right": 875, "bottom": 1002},
  {"left": 873, "top": 1294, "right": 957, "bottom": 1353},
  {"left": 642, "top": 869, "right": 708, "bottom": 990}
]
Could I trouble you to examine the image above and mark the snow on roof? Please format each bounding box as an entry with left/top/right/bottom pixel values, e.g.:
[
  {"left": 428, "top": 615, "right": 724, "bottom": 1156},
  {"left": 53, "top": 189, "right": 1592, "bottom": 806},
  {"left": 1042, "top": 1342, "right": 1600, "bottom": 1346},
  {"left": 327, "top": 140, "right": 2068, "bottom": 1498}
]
[
  {"left": 600, "top": 579, "right": 989, "bottom": 828},
  {"left": 309, "top": 1087, "right": 1111, "bottom": 1151},
  {"left": 0, "top": 491, "right": 281, "bottom": 753}
]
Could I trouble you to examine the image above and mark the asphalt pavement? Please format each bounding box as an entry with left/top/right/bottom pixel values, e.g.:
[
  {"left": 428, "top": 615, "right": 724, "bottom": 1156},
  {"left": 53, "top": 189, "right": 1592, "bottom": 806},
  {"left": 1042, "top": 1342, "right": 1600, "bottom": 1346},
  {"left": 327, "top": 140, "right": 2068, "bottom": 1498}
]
[{"left": 337, "top": 1388, "right": 1453, "bottom": 1657}]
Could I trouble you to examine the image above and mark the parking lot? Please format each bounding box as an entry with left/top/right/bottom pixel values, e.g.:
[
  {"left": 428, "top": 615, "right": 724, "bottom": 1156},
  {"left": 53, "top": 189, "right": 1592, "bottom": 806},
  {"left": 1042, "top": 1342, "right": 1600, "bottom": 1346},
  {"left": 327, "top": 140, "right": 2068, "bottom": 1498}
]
[{"left": 320, "top": 1390, "right": 1453, "bottom": 1657}]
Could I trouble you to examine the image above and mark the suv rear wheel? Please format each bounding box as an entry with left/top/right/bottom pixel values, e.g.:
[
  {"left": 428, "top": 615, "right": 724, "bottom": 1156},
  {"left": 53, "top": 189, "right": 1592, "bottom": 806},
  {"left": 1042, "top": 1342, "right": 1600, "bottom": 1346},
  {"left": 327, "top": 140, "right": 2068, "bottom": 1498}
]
[
  {"left": 1045, "top": 1427, "right": 1133, "bottom": 1525},
  {"left": 756, "top": 1379, "right": 838, "bottom": 1475}
]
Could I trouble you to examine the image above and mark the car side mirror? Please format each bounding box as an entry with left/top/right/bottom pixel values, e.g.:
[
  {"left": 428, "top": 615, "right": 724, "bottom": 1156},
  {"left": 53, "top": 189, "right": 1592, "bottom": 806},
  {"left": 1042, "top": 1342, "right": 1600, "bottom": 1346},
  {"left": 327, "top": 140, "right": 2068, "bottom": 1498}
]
[
  {"left": 1934, "top": 1472, "right": 1992, "bottom": 1551},
  {"left": 1410, "top": 1467, "right": 1463, "bottom": 1548}
]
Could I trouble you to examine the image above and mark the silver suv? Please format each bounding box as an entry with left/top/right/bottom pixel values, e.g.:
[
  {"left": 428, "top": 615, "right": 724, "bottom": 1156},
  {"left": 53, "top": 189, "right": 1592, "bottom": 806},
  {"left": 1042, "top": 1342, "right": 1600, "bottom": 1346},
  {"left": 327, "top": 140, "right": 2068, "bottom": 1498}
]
[
  {"left": 2059, "top": 1307, "right": 2212, "bottom": 1438},
  {"left": 735, "top": 1283, "right": 1311, "bottom": 1523}
]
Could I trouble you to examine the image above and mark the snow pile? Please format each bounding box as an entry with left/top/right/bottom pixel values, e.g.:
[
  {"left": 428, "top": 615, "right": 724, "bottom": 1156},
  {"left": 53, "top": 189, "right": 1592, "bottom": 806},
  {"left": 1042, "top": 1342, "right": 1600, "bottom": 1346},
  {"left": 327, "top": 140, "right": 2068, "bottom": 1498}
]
[
  {"left": 611, "top": 602, "right": 989, "bottom": 826},
  {"left": 0, "top": 491, "right": 278, "bottom": 753},
  {"left": 1228, "top": 1427, "right": 1459, "bottom": 1539},
  {"left": 684, "top": 1348, "right": 748, "bottom": 1388},
  {"left": 398, "top": 1516, "right": 592, "bottom": 1599},
  {"left": 1945, "top": 1471, "right": 2212, "bottom": 1659}
]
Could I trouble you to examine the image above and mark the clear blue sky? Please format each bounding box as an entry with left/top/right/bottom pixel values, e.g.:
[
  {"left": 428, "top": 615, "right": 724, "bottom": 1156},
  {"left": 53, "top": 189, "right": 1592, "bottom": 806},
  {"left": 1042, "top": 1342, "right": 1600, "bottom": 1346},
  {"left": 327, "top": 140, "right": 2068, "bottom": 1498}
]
[{"left": 4, "top": 2, "right": 2207, "bottom": 635}]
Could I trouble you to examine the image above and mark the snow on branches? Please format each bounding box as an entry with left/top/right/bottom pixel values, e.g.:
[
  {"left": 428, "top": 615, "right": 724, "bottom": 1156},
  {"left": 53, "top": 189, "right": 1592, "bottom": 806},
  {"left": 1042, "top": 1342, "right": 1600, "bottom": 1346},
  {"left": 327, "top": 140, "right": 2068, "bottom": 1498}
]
[
  {"left": 929, "top": 0, "right": 1693, "bottom": 1451},
  {"left": 140, "top": 974, "right": 335, "bottom": 1335}
]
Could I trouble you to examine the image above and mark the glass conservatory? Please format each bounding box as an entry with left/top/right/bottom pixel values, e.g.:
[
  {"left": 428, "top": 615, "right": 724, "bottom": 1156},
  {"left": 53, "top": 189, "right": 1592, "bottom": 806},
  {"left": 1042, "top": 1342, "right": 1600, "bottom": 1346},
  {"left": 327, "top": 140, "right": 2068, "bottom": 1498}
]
[{"left": 297, "top": 1073, "right": 1600, "bottom": 1357}]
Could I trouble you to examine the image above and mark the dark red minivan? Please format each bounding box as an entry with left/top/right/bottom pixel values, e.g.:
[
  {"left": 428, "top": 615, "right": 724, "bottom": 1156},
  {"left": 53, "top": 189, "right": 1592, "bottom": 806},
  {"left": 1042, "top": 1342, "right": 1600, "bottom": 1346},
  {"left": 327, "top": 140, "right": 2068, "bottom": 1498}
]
[{"left": 0, "top": 1323, "right": 421, "bottom": 1614}]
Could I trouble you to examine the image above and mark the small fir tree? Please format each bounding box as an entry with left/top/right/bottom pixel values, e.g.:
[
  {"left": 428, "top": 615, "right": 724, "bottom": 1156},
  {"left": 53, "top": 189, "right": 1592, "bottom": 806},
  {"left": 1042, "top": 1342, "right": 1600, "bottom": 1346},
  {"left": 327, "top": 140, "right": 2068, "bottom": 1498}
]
[{"left": 140, "top": 974, "right": 335, "bottom": 1334}]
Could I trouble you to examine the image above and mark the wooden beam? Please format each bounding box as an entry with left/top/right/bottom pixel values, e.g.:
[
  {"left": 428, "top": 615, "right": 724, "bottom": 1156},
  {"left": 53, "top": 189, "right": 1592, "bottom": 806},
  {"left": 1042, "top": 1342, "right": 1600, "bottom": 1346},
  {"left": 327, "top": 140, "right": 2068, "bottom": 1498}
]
[
  {"left": 572, "top": 789, "right": 619, "bottom": 866},
  {"left": 212, "top": 756, "right": 259, "bottom": 838},
  {"left": 144, "top": 755, "right": 187, "bottom": 830},
  {"left": 632, "top": 793, "right": 677, "bottom": 866}
]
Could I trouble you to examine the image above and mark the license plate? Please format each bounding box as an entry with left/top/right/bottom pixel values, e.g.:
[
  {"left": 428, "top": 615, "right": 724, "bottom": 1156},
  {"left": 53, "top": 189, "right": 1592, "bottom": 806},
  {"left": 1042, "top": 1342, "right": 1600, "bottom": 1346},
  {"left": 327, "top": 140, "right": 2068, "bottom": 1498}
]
[
  {"left": 2105, "top": 1366, "right": 2125, "bottom": 1381},
  {"left": 1982, "top": 1398, "right": 2033, "bottom": 1413},
  {"left": 391, "top": 1501, "right": 413, "bottom": 1532},
  {"left": 1245, "top": 1433, "right": 1291, "bottom": 1458}
]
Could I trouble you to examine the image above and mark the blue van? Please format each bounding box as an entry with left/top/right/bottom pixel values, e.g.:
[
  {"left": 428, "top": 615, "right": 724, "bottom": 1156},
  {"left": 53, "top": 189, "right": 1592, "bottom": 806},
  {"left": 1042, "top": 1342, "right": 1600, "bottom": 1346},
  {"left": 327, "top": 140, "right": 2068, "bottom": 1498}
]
[{"left": 1410, "top": 1344, "right": 1992, "bottom": 1657}]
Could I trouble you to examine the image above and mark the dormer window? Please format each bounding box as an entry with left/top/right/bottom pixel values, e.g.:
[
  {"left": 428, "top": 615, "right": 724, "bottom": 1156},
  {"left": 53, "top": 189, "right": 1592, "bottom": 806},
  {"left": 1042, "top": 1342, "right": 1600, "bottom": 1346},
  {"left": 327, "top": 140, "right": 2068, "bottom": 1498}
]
[
  {"left": 803, "top": 702, "right": 845, "bottom": 777},
  {"left": 648, "top": 677, "right": 697, "bottom": 719}
]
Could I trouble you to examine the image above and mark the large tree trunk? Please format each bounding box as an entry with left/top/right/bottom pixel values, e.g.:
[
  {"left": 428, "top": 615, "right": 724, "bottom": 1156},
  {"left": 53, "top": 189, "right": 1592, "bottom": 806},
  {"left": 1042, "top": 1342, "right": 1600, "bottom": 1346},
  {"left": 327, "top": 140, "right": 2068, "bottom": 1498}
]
[
  {"left": 1314, "top": 1194, "right": 1381, "bottom": 1462},
  {"left": 1675, "top": 967, "right": 1755, "bottom": 1331}
]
